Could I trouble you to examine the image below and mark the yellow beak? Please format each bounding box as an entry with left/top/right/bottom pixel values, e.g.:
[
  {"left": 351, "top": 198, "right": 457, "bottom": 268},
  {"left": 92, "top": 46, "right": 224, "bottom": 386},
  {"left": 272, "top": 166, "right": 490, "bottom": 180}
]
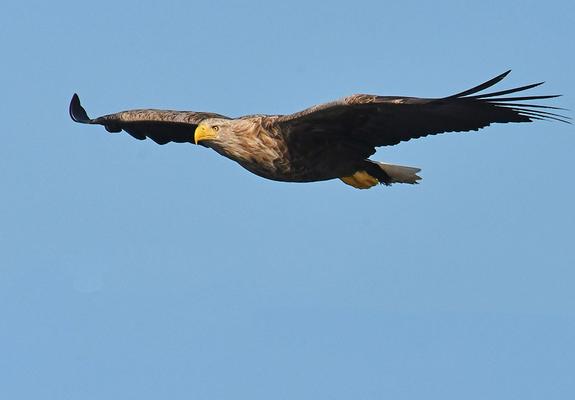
[{"left": 194, "top": 124, "right": 217, "bottom": 144}]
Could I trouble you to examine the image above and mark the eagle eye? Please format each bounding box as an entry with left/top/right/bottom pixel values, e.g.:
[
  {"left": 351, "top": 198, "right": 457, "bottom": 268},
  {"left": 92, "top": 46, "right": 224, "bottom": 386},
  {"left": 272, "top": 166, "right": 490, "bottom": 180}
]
[{"left": 213, "top": 125, "right": 220, "bottom": 132}]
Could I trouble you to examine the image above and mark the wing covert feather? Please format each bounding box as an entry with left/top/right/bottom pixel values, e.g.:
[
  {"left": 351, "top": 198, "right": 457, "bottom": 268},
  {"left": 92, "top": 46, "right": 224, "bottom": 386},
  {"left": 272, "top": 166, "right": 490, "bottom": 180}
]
[
  {"left": 276, "top": 72, "right": 568, "bottom": 147},
  {"left": 69, "top": 94, "right": 230, "bottom": 144}
]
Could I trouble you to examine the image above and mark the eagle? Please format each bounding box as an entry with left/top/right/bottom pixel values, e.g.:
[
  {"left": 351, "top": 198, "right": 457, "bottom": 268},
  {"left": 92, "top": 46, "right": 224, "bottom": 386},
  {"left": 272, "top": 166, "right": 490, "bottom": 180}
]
[{"left": 69, "top": 71, "right": 567, "bottom": 189}]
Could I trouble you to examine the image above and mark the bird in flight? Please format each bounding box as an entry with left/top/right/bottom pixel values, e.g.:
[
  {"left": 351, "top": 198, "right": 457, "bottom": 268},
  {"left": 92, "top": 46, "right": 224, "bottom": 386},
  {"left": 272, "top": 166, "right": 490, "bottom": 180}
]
[{"left": 70, "top": 71, "right": 567, "bottom": 189}]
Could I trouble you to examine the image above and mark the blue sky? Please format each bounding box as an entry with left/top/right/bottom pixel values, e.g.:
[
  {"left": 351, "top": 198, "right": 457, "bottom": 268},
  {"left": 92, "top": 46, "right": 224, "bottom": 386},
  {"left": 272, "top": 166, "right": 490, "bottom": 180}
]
[{"left": 1, "top": 1, "right": 574, "bottom": 399}]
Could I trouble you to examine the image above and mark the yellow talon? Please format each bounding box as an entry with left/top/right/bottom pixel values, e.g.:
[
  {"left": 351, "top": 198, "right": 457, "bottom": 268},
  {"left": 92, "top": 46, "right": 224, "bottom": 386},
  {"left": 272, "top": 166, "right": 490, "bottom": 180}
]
[{"left": 340, "top": 171, "right": 379, "bottom": 189}]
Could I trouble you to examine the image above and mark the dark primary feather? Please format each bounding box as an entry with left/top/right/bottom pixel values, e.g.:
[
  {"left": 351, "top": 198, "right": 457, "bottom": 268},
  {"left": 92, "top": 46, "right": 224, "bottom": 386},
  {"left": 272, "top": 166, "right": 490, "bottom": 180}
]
[
  {"left": 277, "top": 71, "right": 569, "bottom": 147},
  {"left": 69, "top": 94, "right": 230, "bottom": 145}
]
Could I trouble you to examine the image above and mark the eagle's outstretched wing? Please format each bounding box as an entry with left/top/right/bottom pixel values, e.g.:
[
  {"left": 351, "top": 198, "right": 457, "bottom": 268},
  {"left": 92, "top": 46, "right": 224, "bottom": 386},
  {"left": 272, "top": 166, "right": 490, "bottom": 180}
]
[
  {"left": 276, "top": 71, "right": 569, "bottom": 147},
  {"left": 69, "top": 94, "right": 230, "bottom": 145}
]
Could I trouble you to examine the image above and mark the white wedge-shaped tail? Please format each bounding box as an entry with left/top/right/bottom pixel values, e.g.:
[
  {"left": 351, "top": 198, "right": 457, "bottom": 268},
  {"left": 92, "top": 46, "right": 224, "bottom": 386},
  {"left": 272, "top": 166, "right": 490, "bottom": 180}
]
[{"left": 378, "top": 162, "right": 422, "bottom": 184}]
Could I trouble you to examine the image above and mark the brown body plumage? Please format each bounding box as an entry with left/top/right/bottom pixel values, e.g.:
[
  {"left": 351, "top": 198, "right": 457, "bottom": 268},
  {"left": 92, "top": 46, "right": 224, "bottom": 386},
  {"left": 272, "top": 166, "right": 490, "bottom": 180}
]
[{"left": 70, "top": 71, "right": 568, "bottom": 189}]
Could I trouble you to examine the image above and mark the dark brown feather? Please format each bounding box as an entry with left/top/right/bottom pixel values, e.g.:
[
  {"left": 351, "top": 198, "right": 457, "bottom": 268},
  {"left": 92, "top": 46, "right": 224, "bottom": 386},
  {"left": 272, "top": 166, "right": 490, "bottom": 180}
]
[
  {"left": 69, "top": 94, "right": 230, "bottom": 145},
  {"left": 276, "top": 72, "right": 568, "bottom": 147}
]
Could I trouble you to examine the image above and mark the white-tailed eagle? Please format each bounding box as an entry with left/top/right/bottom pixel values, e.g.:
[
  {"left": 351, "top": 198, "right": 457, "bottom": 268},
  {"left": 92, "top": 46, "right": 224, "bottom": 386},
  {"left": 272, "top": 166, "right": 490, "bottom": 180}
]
[{"left": 70, "top": 71, "right": 568, "bottom": 189}]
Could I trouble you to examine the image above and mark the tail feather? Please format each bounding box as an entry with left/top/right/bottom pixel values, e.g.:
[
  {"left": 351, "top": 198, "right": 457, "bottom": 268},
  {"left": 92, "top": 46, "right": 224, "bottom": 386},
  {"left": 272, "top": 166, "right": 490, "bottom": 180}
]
[{"left": 377, "top": 162, "right": 422, "bottom": 184}]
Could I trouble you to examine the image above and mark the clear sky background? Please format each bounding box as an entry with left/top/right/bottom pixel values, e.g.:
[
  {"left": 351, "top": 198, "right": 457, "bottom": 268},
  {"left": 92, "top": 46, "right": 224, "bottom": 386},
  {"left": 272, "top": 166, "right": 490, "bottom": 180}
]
[{"left": 1, "top": 1, "right": 574, "bottom": 399}]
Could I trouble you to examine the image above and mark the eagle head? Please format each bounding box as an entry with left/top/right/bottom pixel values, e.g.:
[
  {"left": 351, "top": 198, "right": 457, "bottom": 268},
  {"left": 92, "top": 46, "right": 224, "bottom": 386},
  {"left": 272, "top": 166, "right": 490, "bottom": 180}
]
[
  {"left": 194, "top": 118, "right": 235, "bottom": 145},
  {"left": 193, "top": 117, "right": 285, "bottom": 179}
]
